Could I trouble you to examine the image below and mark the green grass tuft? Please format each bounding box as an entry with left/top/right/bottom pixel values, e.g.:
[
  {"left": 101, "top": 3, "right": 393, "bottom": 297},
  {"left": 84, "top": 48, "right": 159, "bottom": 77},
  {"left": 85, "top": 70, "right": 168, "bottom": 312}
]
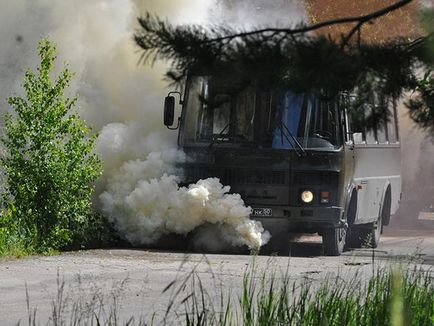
[
  {"left": 166, "top": 264, "right": 434, "bottom": 326},
  {"left": 20, "top": 261, "right": 434, "bottom": 325}
]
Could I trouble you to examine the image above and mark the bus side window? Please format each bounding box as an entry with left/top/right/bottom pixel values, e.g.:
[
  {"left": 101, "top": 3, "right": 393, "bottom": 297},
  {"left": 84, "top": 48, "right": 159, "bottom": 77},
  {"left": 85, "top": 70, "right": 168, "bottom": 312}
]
[
  {"left": 387, "top": 100, "right": 399, "bottom": 143},
  {"left": 376, "top": 96, "right": 394, "bottom": 144},
  {"left": 376, "top": 105, "right": 388, "bottom": 144},
  {"left": 376, "top": 126, "right": 387, "bottom": 143},
  {"left": 350, "top": 110, "right": 366, "bottom": 144},
  {"left": 342, "top": 95, "right": 366, "bottom": 144},
  {"left": 365, "top": 129, "right": 377, "bottom": 144}
]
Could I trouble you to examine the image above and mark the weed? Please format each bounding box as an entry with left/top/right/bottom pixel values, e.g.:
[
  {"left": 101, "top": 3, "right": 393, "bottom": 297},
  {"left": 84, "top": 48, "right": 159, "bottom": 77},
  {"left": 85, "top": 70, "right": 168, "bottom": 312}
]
[{"left": 20, "top": 262, "right": 434, "bottom": 325}]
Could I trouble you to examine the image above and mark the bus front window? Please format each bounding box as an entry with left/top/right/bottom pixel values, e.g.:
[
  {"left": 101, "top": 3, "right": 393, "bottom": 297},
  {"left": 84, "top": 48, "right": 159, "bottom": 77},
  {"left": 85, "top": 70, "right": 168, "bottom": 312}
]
[
  {"left": 271, "top": 92, "right": 341, "bottom": 150},
  {"left": 182, "top": 78, "right": 342, "bottom": 150},
  {"left": 183, "top": 76, "right": 255, "bottom": 144}
]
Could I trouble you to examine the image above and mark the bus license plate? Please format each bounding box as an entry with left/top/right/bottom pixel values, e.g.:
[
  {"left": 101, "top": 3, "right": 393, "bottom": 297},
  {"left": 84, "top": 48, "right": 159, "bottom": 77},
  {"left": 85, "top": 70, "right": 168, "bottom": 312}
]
[{"left": 252, "top": 208, "right": 273, "bottom": 217}]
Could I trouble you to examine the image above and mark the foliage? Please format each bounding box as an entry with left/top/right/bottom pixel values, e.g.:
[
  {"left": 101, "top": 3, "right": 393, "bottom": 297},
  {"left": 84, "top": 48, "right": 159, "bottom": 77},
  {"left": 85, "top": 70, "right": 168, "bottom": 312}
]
[
  {"left": 24, "top": 263, "right": 431, "bottom": 325},
  {"left": 0, "top": 39, "right": 102, "bottom": 252},
  {"left": 161, "top": 265, "right": 434, "bottom": 326},
  {"left": 405, "top": 9, "right": 434, "bottom": 136},
  {"left": 134, "top": 1, "right": 434, "bottom": 133},
  {"left": 0, "top": 208, "right": 34, "bottom": 258},
  {"left": 69, "top": 212, "right": 122, "bottom": 250},
  {"left": 16, "top": 257, "right": 434, "bottom": 325},
  {"left": 406, "top": 70, "right": 434, "bottom": 135}
]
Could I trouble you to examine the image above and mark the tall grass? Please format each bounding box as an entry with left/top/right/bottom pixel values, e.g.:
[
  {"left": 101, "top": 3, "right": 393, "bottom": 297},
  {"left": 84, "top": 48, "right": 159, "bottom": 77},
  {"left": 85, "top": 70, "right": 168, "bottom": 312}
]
[
  {"left": 21, "top": 264, "right": 434, "bottom": 325},
  {"left": 0, "top": 226, "right": 34, "bottom": 259},
  {"left": 0, "top": 224, "right": 59, "bottom": 259},
  {"left": 164, "top": 264, "right": 434, "bottom": 326},
  {"left": 0, "top": 210, "right": 116, "bottom": 259}
]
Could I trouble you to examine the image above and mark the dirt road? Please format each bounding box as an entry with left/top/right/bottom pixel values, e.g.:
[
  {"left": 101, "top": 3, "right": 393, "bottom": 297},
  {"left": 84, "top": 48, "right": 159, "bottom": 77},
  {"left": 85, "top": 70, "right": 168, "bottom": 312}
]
[{"left": 0, "top": 227, "right": 433, "bottom": 325}]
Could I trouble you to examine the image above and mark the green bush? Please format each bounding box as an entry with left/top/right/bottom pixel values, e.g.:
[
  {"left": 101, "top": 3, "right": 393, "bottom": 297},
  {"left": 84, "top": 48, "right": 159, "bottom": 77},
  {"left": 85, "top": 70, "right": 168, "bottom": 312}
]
[
  {"left": 0, "top": 39, "right": 102, "bottom": 253},
  {"left": 0, "top": 207, "right": 33, "bottom": 257}
]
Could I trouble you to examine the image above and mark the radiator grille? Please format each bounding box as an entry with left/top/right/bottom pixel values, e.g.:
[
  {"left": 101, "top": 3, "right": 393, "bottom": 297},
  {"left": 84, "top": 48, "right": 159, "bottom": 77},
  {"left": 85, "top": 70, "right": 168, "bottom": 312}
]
[
  {"left": 184, "top": 166, "right": 287, "bottom": 185},
  {"left": 294, "top": 171, "right": 338, "bottom": 186}
]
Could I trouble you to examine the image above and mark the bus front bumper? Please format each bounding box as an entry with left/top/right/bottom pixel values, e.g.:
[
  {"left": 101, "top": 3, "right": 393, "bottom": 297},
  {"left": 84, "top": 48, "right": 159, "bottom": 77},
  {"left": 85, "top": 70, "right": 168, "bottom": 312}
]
[{"left": 250, "top": 206, "right": 346, "bottom": 234}]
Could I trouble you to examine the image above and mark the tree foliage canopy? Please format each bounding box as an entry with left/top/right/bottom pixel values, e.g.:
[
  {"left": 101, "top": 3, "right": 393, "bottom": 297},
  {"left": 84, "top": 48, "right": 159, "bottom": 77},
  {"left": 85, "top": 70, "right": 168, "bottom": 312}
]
[
  {"left": 134, "top": 0, "right": 434, "bottom": 134},
  {"left": 1, "top": 40, "right": 102, "bottom": 251}
]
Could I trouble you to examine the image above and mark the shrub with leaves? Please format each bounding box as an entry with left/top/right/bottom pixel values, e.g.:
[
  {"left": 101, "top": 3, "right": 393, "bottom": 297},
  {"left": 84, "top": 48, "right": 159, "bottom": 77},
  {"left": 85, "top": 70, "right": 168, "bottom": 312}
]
[{"left": 0, "top": 39, "right": 102, "bottom": 252}]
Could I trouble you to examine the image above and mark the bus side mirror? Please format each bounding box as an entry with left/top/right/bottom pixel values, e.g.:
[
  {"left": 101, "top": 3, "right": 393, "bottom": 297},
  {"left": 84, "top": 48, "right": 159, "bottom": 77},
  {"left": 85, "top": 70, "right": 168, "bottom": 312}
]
[
  {"left": 164, "top": 96, "right": 175, "bottom": 127},
  {"left": 164, "top": 91, "right": 182, "bottom": 130}
]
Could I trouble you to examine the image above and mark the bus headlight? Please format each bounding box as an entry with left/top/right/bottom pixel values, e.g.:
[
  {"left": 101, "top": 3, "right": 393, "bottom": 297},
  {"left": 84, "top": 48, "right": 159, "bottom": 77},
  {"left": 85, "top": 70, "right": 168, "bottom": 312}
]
[{"left": 301, "top": 190, "right": 314, "bottom": 203}]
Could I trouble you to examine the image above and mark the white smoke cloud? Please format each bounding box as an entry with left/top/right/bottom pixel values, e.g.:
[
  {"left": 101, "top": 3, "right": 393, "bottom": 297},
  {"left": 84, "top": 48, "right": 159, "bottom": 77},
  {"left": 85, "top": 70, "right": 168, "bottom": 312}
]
[
  {"left": 3, "top": 0, "right": 430, "bottom": 247},
  {"left": 0, "top": 0, "right": 273, "bottom": 251},
  {"left": 210, "top": 0, "right": 307, "bottom": 28},
  {"left": 101, "top": 173, "right": 269, "bottom": 249},
  {"left": 96, "top": 123, "right": 270, "bottom": 249}
]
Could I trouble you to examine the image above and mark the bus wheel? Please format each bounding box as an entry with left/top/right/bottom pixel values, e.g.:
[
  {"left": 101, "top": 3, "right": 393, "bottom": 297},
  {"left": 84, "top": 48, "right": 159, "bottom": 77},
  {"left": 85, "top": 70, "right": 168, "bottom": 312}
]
[
  {"left": 322, "top": 227, "right": 346, "bottom": 256},
  {"left": 353, "top": 214, "right": 382, "bottom": 249},
  {"left": 345, "top": 228, "right": 362, "bottom": 249},
  {"left": 381, "top": 188, "right": 392, "bottom": 227},
  {"left": 372, "top": 214, "right": 382, "bottom": 247}
]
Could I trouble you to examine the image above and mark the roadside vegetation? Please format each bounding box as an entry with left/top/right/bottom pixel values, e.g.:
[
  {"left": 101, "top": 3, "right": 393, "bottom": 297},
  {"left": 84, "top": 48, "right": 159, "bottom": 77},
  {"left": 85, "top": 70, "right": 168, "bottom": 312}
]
[
  {"left": 22, "top": 264, "right": 434, "bottom": 325},
  {"left": 0, "top": 40, "right": 110, "bottom": 258},
  {"left": 162, "top": 265, "right": 434, "bottom": 326},
  {"left": 0, "top": 4, "right": 432, "bottom": 324},
  {"left": 1, "top": 3, "right": 433, "bottom": 259}
]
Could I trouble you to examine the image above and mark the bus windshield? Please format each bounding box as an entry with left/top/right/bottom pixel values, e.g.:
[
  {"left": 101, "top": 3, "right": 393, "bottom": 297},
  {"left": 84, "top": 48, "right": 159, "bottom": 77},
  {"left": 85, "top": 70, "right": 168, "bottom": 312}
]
[
  {"left": 182, "top": 76, "right": 342, "bottom": 150},
  {"left": 183, "top": 76, "right": 255, "bottom": 144},
  {"left": 271, "top": 92, "right": 341, "bottom": 150}
]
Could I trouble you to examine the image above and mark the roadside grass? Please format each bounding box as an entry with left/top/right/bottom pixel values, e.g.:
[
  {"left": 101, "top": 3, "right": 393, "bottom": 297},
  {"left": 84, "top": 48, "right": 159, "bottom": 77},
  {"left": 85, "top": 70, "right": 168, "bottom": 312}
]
[
  {"left": 166, "top": 264, "right": 434, "bottom": 326},
  {"left": 0, "top": 232, "right": 59, "bottom": 260},
  {"left": 0, "top": 211, "right": 117, "bottom": 260},
  {"left": 21, "top": 262, "right": 434, "bottom": 325},
  {"left": 0, "top": 227, "right": 37, "bottom": 259}
]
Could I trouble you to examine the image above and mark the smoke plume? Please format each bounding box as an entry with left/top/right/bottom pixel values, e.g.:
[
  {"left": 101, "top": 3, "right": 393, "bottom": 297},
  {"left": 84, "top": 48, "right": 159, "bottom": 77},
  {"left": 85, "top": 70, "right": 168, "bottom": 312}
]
[
  {"left": 397, "top": 104, "right": 434, "bottom": 227},
  {"left": 2, "top": 0, "right": 429, "bottom": 249},
  {"left": 210, "top": 0, "right": 307, "bottom": 28},
  {"left": 0, "top": 0, "right": 273, "bottom": 250}
]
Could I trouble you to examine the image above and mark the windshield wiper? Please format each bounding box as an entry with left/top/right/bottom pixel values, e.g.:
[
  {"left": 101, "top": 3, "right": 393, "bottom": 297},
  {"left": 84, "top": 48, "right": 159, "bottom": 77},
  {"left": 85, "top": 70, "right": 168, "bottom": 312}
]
[{"left": 276, "top": 120, "right": 306, "bottom": 156}]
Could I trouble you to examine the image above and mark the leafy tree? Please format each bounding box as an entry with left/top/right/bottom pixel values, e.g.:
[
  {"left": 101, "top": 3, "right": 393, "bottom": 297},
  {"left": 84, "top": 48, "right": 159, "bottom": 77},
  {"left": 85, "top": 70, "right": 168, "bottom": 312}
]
[
  {"left": 406, "top": 7, "right": 434, "bottom": 135},
  {"left": 134, "top": 0, "right": 433, "bottom": 134},
  {"left": 1, "top": 39, "right": 101, "bottom": 251}
]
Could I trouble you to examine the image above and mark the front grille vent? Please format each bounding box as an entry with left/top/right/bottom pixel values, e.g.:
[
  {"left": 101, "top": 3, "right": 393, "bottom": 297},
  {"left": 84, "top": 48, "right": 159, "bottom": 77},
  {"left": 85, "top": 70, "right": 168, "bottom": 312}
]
[
  {"left": 184, "top": 166, "right": 287, "bottom": 185},
  {"left": 294, "top": 171, "right": 338, "bottom": 186}
]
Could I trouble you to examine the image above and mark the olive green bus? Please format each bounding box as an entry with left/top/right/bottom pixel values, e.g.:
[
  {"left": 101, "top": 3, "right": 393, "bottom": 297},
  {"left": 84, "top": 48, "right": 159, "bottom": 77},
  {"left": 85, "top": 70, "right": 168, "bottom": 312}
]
[{"left": 163, "top": 75, "right": 401, "bottom": 255}]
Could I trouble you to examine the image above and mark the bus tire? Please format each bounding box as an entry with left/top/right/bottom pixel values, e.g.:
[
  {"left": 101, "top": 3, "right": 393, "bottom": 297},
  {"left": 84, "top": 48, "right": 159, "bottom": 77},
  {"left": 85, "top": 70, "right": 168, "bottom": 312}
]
[
  {"left": 344, "top": 190, "right": 359, "bottom": 249},
  {"left": 346, "top": 228, "right": 362, "bottom": 249},
  {"left": 346, "top": 189, "right": 357, "bottom": 225},
  {"left": 354, "top": 187, "right": 391, "bottom": 248},
  {"left": 381, "top": 187, "right": 392, "bottom": 227},
  {"left": 369, "top": 213, "right": 382, "bottom": 248},
  {"left": 322, "top": 227, "right": 346, "bottom": 256},
  {"left": 351, "top": 214, "right": 382, "bottom": 249}
]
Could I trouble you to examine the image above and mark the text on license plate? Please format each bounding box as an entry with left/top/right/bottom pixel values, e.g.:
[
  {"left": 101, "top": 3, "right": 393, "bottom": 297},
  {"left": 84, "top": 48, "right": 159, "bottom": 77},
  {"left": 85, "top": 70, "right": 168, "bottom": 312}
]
[{"left": 251, "top": 208, "right": 273, "bottom": 217}]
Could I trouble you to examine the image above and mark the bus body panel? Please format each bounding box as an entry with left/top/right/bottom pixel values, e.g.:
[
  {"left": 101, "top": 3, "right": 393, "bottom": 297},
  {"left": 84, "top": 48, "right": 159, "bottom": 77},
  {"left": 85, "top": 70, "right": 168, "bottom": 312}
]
[
  {"left": 181, "top": 147, "right": 347, "bottom": 233},
  {"left": 352, "top": 143, "right": 401, "bottom": 224}
]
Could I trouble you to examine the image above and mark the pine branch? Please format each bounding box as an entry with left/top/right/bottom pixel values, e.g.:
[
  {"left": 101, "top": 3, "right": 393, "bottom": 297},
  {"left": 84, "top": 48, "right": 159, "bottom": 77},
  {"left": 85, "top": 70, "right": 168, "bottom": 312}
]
[
  {"left": 134, "top": 1, "right": 434, "bottom": 133},
  {"left": 201, "top": 0, "right": 413, "bottom": 46}
]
